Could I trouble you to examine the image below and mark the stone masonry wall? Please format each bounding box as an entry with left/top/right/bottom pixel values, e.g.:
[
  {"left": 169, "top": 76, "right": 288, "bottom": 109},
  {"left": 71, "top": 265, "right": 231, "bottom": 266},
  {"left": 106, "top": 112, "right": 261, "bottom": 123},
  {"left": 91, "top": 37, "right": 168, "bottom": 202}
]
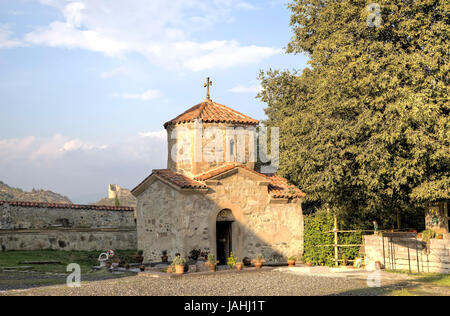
[
  {"left": 0, "top": 202, "right": 137, "bottom": 251},
  {"left": 364, "top": 234, "right": 450, "bottom": 274},
  {"left": 136, "top": 168, "right": 303, "bottom": 263},
  {"left": 167, "top": 122, "right": 256, "bottom": 178}
]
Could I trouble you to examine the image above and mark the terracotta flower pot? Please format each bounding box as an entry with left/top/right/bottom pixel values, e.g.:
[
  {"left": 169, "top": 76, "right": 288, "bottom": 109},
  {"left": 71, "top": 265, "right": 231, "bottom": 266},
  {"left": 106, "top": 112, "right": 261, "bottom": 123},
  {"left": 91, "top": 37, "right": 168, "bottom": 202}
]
[
  {"left": 205, "top": 261, "right": 218, "bottom": 272},
  {"left": 417, "top": 234, "right": 422, "bottom": 239},
  {"left": 288, "top": 260, "right": 296, "bottom": 267},
  {"left": 438, "top": 235, "right": 444, "bottom": 240},
  {"left": 306, "top": 262, "right": 313, "bottom": 267},
  {"left": 236, "top": 264, "right": 243, "bottom": 271},
  {"left": 175, "top": 265, "right": 185, "bottom": 275},
  {"left": 254, "top": 262, "right": 263, "bottom": 269}
]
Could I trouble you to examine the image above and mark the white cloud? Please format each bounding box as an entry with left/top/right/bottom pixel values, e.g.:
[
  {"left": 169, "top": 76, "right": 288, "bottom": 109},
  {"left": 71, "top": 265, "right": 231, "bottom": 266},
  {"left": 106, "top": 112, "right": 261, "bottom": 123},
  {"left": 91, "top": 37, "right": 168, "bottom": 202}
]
[
  {"left": 100, "top": 67, "right": 128, "bottom": 79},
  {"left": 228, "top": 83, "right": 262, "bottom": 93},
  {"left": 113, "top": 90, "right": 163, "bottom": 101},
  {"left": 139, "top": 131, "right": 166, "bottom": 139},
  {"left": 0, "top": 132, "right": 167, "bottom": 203},
  {"left": 0, "top": 25, "right": 23, "bottom": 49},
  {"left": 19, "top": 0, "right": 280, "bottom": 70},
  {"left": 183, "top": 41, "right": 281, "bottom": 71}
]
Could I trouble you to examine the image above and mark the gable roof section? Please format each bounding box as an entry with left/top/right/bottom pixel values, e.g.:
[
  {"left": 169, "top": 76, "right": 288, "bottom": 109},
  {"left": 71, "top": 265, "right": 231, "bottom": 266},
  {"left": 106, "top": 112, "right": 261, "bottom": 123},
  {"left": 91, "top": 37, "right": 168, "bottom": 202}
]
[
  {"left": 194, "top": 164, "right": 305, "bottom": 199},
  {"left": 164, "top": 99, "right": 259, "bottom": 128},
  {"left": 194, "top": 164, "right": 269, "bottom": 181},
  {"left": 268, "top": 176, "right": 306, "bottom": 199},
  {"left": 131, "top": 169, "right": 207, "bottom": 197},
  {"left": 132, "top": 165, "right": 305, "bottom": 200}
]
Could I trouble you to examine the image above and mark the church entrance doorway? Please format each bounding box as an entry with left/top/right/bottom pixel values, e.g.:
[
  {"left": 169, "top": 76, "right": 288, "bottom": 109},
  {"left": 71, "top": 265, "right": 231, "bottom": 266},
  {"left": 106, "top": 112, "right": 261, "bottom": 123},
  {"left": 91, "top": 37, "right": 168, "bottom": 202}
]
[{"left": 216, "top": 209, "right": 234, "bottom": 265}]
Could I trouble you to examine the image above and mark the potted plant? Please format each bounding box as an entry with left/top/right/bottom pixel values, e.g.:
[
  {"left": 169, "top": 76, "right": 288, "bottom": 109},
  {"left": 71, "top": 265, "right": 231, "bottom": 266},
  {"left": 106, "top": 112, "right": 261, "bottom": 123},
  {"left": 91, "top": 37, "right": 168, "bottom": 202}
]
[
  {"left": 438, "top": 234, "right": 444, "bottom": 240},
  {"left": 421, "top": 229, "right": 437, "bottom": 243},
  {"left": 189, "top": 249, "right": 201, "bottom": 261},
  {"left": 236, "top": 262, "right": 244, "bottom": 271},
  {"left": 306, "top": 262, "right": 313, "bottom": 267},
  {"left": 136, "top": 250, "right": 144, "bottom": 264},
  {"left": 252, "top": 254, "right": 265, "bottom": 269},
  {"left": 287, "top": 256, "right": 296, "bottom": 267},
  {"left": 227, "top": 252, "right": 237, "bottom": 269},
  {"left": 112, "top": 256, "right": 120, "bottom": 268},
  {"left": 140, "top": 265, "right": 146, "bottom": 272},
  {"left": 105, "top": 260, "right": 112, "bottom": 269},
  {"left": 161, "top": 250, "right": 169, "bottom": 263},
  {"left": 201, "top": 251, "right": 210, "bottom": 261},
  {"left": 173, "top": 256, "right": 186, "bottom": 275},
  {"left": 205, "top": 254, "right": 219, "bottom": 272}
]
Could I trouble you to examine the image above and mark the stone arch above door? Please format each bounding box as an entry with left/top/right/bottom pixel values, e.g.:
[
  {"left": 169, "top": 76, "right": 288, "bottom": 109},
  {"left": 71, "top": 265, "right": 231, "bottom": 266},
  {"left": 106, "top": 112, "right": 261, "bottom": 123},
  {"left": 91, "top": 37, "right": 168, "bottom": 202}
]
[{"left": 216, "top": 209, "right": 235, "bottom": 222}]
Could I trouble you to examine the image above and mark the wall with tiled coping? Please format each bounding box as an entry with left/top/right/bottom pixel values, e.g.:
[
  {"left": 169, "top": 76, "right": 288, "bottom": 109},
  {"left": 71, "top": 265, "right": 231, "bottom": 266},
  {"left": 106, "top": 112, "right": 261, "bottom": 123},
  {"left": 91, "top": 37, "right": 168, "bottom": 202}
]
[
  {"left": 0, "top": 201, "right": 137, "bottom": 251},
  {"left": 364, "top": 234, "right": 450, "bottom": 274}
]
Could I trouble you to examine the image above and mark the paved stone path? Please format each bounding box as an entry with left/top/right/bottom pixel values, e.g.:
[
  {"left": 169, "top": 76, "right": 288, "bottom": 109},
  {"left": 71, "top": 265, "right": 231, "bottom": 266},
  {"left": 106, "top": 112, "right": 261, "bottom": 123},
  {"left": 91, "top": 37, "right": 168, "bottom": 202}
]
[{"left": 0, "top": 268, "right": 416, "bottom": 296}]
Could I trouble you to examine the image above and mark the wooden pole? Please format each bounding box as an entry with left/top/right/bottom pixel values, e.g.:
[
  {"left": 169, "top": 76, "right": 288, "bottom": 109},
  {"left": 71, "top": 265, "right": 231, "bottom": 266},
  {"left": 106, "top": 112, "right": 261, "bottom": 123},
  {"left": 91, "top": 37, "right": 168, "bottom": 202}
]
[{"left": 334, "top": 213, "right": 339, "bottom": 267}]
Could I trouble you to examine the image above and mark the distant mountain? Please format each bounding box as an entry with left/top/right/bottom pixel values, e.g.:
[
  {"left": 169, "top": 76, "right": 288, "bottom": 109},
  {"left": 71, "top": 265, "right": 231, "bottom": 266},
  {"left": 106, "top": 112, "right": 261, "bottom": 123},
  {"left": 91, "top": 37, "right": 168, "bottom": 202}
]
[
  {"left": 0, "top": 181, "right": 72, "bottom": 204},
  {"left": 95, "top": 184, "right": 136, "bottom": 208}
]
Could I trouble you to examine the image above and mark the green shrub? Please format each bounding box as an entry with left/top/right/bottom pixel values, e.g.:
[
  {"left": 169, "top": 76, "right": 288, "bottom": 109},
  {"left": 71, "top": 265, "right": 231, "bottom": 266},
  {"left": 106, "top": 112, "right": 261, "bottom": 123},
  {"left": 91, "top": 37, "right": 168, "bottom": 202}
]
[
  {"left": 303, "top": 210, "right": 334, "bottom": 266},
  {"left": 340, "top": 232, "right": 362, "bottom": 263},
  {"left": 303, "top": 210, "right": 362, "bottom": 267}
]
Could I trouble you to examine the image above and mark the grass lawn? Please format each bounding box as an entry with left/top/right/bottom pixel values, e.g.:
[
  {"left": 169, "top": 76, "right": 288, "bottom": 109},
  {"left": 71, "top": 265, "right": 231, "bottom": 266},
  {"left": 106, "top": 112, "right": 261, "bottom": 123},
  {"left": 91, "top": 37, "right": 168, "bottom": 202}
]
[
  {"left": 386, "top": 272, "right": 450, "bottom": 296},
  {"left": 0, "top": 250, "right": 138, "bottom": 291},
  {"left": 0, "top": 250, "right": 137, "bottom": 273}
]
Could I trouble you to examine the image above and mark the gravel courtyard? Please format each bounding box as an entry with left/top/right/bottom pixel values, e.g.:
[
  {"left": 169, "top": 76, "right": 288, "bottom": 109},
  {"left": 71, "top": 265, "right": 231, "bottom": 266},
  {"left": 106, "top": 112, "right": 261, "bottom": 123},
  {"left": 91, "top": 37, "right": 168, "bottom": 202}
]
[{"left": 0, "top": 269, "right": 414, "bottom": 296}]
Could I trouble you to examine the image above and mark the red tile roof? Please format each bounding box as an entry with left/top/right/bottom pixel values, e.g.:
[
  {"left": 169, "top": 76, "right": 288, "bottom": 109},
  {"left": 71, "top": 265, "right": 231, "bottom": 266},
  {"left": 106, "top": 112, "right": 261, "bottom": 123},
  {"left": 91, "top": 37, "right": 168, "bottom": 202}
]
[
  {"left": 194, "top": 164, "right": 269, "bottom": 181},
  {"left": 268, "top": 176, "right": 306, "bottom": 199},
  {"left": 164, "top": 99, "right": 259, "bottom": 128},
  {"left": 132, "top": 169, "right": 208, "bottom": 194},
  {"left": 153, "top": 169, "right": 208, "bottom": 190},
  {"left": 133, "top": 165, "right": 305, "bottom": 200},
  {"left": 0, "top": 201, "right": 134, "bottom": 212},
  {"left": 194, "top": 164, "right": 305, "bottom": 199}
]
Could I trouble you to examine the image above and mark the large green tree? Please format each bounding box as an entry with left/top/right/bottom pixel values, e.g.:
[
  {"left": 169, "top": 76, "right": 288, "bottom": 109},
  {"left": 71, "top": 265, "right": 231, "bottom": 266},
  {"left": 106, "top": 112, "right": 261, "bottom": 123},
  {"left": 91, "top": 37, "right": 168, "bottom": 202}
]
[{"left": 259, "top": 0, "right": 449, "bottom": 228}]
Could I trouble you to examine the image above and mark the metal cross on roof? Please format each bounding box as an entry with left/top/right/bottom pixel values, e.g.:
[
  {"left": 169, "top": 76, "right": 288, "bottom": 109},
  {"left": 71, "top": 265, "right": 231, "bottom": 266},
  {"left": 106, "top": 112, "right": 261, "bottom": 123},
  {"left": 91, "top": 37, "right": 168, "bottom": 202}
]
[{"left": 204, "top": 77, "right": 213, "bottom": 100}]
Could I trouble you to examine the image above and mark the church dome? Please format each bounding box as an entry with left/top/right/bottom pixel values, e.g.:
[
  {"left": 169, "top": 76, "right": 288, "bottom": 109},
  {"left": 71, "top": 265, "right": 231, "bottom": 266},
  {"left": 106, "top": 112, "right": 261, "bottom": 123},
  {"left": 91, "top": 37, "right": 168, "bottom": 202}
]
[{"left": 164, "top": 99, "right": 259, "bottom": 129}]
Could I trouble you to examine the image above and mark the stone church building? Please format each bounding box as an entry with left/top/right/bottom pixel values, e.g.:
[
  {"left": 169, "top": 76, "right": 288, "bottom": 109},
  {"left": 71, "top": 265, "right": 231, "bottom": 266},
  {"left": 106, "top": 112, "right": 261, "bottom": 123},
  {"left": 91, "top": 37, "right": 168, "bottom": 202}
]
[{"left": 132, "top": 86, "right": 304, "bottom": 264}]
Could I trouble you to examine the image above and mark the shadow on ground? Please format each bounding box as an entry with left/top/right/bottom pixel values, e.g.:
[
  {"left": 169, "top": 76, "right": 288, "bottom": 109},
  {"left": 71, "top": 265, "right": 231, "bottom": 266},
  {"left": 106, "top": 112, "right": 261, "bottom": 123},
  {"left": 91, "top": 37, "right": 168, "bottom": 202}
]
[{"left": 0, "top": 271, "right": 136, "bottom": 292}]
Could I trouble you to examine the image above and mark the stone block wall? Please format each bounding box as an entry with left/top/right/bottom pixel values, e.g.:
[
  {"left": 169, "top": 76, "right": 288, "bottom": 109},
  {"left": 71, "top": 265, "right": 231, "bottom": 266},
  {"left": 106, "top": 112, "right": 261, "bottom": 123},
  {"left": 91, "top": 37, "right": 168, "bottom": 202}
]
[
  {"left": 0, "top": 201, "right": 137, "bottom": 251},
  {"left": 167, "top": 122, "right": 256, "bottom": 178},
  {"left": 364, "top": 234, "right": 450, "bottom": 274},
  {"left": 136, "top": 169, "right": 304, "bottom": 264}
]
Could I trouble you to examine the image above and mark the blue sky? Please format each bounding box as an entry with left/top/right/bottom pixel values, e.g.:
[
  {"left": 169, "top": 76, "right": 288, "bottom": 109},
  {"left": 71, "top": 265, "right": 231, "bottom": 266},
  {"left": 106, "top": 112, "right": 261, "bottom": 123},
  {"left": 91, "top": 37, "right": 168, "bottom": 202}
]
[{"left": 0, "top": 0, "right": 308, "bottom": 203}]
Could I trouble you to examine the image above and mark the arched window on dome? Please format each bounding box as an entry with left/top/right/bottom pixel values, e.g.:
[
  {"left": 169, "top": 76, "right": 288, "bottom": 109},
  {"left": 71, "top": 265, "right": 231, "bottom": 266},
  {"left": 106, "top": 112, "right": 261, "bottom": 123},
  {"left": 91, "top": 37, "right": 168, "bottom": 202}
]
[{"left": 229, "top": 138, "right": 235, "bottom": 162}]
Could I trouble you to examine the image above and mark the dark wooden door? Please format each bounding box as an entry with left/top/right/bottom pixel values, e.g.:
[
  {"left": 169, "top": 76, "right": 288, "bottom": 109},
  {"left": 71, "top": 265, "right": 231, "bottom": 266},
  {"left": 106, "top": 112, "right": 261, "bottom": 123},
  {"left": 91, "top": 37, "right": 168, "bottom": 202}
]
[{"left": 217, "top": 221, "right": 232, "bottom": 265}]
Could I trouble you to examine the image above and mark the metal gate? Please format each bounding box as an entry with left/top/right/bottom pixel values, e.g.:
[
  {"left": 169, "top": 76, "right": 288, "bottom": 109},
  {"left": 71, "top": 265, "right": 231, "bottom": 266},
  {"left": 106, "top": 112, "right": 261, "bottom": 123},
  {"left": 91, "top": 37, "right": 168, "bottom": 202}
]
[{"left": 381, "top": 232, "right": 429, "bottom": 273}]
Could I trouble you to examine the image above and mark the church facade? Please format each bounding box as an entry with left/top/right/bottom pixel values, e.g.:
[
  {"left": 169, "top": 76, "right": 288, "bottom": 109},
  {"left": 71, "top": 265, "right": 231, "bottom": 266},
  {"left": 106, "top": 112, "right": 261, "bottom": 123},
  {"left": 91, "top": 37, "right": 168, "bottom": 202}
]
[{"left": 132, "top": 88, "right": 304, "bottom": 264}]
